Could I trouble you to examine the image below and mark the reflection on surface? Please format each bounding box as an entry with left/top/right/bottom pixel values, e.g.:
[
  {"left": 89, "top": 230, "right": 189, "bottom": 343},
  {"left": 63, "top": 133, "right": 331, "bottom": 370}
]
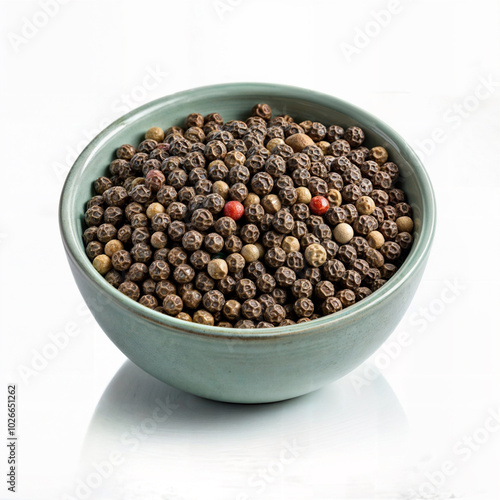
[{"left": 77, "top": 361, "right": 408, "bottom": 500}]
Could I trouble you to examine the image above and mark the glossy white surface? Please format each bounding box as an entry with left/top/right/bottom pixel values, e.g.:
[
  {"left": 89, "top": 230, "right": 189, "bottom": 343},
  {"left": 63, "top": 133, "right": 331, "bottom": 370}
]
[{"left": 1, "top": 0, "right": 499, "bottom": 498}]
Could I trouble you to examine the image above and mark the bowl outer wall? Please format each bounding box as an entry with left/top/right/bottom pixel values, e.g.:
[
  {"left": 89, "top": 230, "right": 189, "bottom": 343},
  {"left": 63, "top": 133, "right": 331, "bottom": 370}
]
[{"left": 60, "top": 83, "right": 436, "bottom": 403}]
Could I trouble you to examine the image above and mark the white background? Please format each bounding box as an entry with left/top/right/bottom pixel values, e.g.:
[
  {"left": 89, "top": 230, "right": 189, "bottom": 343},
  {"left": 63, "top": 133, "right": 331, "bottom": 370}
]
[{"left": 1, "top": 0, "right": 499, "bottom": 499}]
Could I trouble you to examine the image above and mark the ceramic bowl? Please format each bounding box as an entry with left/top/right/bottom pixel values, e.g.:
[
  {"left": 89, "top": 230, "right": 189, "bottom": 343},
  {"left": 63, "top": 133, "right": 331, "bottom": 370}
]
[{"left": 59, "top": 83, "right": 436, "bottom": 403}]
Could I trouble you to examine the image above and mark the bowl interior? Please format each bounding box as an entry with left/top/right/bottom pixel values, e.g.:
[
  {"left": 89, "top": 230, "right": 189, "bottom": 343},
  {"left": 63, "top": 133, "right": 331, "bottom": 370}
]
[{"left": 60, "top": 83, "right": 436, "bottom": 337}]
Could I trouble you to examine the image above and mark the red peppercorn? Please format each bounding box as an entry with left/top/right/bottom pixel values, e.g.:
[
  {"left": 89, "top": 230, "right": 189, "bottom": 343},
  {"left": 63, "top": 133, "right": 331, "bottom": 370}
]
[
  {"left": 223, "top": 200, "right": 245, "bottom": 221},
  {"left": 309, "top": 196, "right": 329, "bottom": 215}
]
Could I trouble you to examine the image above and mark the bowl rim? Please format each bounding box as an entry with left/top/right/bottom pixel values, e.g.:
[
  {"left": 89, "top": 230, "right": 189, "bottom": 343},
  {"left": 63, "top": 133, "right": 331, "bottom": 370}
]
[{"left": 59, "top": 82, "right": 436, "bottom": 340}]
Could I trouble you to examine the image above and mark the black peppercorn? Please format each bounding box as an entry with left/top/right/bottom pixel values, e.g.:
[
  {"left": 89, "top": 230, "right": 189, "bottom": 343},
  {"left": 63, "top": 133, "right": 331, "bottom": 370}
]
[
  {"left": 337, "top": 289, "right": 356, "bottom": 307},
  {"left": 166, "top": 220, "right": 185, "bottom": 242},
  {"left": 395, "top": 231, "right": 413, "bottom": 250},
  {"left": 193, "top": 272, "right": 214, "bottom": 292},
  {"left": 85, "top": 195, "right": 106, "bottom": 209},
  {"left": 291, "top": 279, "right": 314, "bottom": 298},
  {"left": 356, "top": 287, "right": 372, "bottom": 300},
  {"left": 395, "top": 202, "right": 412, "bottom": 218},
  {"left": 322, "top": 297, "right": 343, "bottom": 315},
  {"left": 118, "top": 280, "right": 140, "bottom": 301},
  {"left": 265, "top": 155, "right": 286, "bottom": 177},
  {"left": 223, "top": 299, "right": 242, "bottom": 321},
  {"left": 323, "top": 259, "right": 346, "bottom": 281},
  {"left": 142, "top": 278, "right": 157, "bottom": 295},
  {"left": 229, "top": 182, "right": 248, "bottom": 203},
  {"left": 129, "top": 243, "right": 152, "bottom": 263},
  {"left": 155, "top": 280, "right": 177, "bottom": 300},
  {"left": 153, "top": 248, "right": 169, "bottom": 262},
  {"left": 380, "top": 263, "right": 398, "bottom": 279},
  {"left": 105, "top": 269, "right": 122, "bottom": 288},
  {"left": 225, "top": 234, "right": 243, "bottom": 253},
  {"left": 364, "top": 267, "right": 381, "bottom": 285},
  {"left": 130, "top": 213, "right": 148, "bottom": 230},
  {"left": 291, "top": 168, "right": 311, "bottom": 188},
  {"left": 130, "top": 184, "right": 151, "bottom": 204},
  {"left": 337, "top": 244, "right": 357, "bottom": 265},
  {"left": 241, "top": 299, "right": 262, "bottom": 320},
  {"left": 94, "top": 176, "right": 113, "bottom": 195},
  {"left": 302, "top": 267, "right": 322, "bottom": 286},
  {"left": 125, "top": 262, "right": 148, "bottom": 282},
  {"left": 104, "top": 206, "right": 123, "bottom": 226},
  {"left": 373, "top": 171, "right": 392, "bottom": 190},
  {"left": 173, "top": 264, "right": 196, "bottom": 283},
  {"left": 85, "top": 205, "right": 104, "bottom": 227},
  {"left": 342, "top": 269, "right": 362, "bottom": 290},
  {"left": 139, "top": 295, "right": 158, "bottom": 309},
  {"left": 371, "top": 190, "right": 389, "bottom": 207},
  {"left": 286, "top": 251, "right": 305, "bottom": 272},
  {"left": 315, "top": 280, "right": 336, "bottom": 300},
  {"left": 130, "top": 227, "right": 149, "bottom": 246},
  {"left": 245, "top": 203, "right": 265, "bottom": 224},
  {"left": 274, "top": 266, "right": 296, "bottom": 288},
  {"left": 228, "top": 165, "right": 250, "bottom": 185},
  {"left": 137, "top": 139, "right": 158, "bottom": 154},
  {"left": 235, "top": 319, "right": 255, "bottom": 328},
  {"left": 96, "top": 223, "right": 117, "bottom": 243},
  {"left": 365, "top": 248, "right": 385, "bottom": 268},
  {"left": 189, "top": 208, "right": 213, "bottom": 232},
  {"left": 147, "top": 260, "right": 170, "bottom": 282},
  {"left": 86, "top": 241, "right": 103, "bottom": 260},
  {"left": 236, "top": 279, "right": 257, "bottom": 300},
  {"left": 259, "top": 212, "right": 274, "bottom": 231},
  {"left": 194, "top": 179, "right": 213, "bottom": 196},
  {"left": 354, "top": 215, "right": 379, "bottom": 235},
  {"left": 344, "top": 127, "right": 364, "bottom": 147},
  {"left": 329, "top": 140, "right": 351, "bottom": 157},
  {"left": 214, "top": 216, "right": 236, "bottom": 237},
  {"left": 294, "top": 298, "right": 314, "bottom": 317},
  {"left": 251, "top": 103, "right": 272, "bottom": 120},
  {"left": 83, "top": 226, "right": 98, "bottom": 245},
  {"left": 264, "top": 303, "right": 286, "bottom": 325},
  {"left": 382, "top": 162, "right": 399, "bottom": 182},
  {"left": 251, "top": 172, "right": 274, "bottom": 195},
  {"left": 218, "top": 275, "right": 237, "bottom": 295},
  {"left": 265, "top": 247, "right": 287, "bottom": 268},
  {"left": 163, "top": 294, "right": 183, "bottom": 316},
  {"left": 202, "top": 290, "right": 225, "bottom": 313},
  {"left": 380, "top": 241, "right": 401, "bottom": 261}
]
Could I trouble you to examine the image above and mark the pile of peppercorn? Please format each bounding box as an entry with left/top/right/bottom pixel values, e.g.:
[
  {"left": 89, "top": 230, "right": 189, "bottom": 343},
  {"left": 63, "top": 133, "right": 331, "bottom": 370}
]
[{"left": 83, "top": 103, "right": 415, "bottom": 328}]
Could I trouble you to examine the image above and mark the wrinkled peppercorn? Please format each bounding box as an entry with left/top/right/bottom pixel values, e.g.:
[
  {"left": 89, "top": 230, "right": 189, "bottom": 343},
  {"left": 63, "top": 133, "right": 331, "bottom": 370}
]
[
  {"left": 118, "top": 280, "right": 140, "bottom": 300},
  {"left": 202, "top": 290, "right": 225, "bottom": 313},
  {"left": 322, "top": 297, "right": 343, "bottom": 315},
  {"left": 126, "top": 262, "right": 148, "bottom": 282},
  {"left": 236, "top": 279, "right": 257, "bottom": 300}
]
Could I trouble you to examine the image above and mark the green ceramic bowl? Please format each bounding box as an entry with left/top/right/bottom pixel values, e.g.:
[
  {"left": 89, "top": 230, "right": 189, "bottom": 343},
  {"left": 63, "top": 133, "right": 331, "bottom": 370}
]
[{"left": 59, "top": 83, "right": 436, "bottom": 403}]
